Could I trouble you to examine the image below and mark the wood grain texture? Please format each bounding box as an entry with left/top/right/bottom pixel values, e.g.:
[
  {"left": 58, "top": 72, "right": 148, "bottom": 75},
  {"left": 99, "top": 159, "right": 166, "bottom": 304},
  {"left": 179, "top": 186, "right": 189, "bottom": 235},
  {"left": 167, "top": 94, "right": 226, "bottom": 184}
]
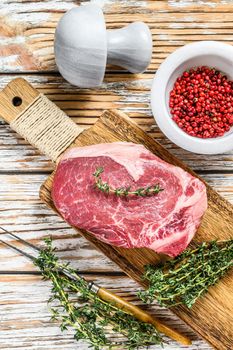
[
  {"left": 97, "top": 287, "right": 192, "bottom": 345},
  {"left": 0, "top": 274, "right": 211, "bottom": 350},
  {"left": 0, "top": 75, "right": 233, "bottom": 173},
  {"left": 1, "top": 0, "right": 233, "bottom": 72},
  {"left": 0, "top": 172, "right": 232, "bottom": 273},
  {"left": 40, "top": 109, "right": 233, "bottom": 350},
  {"left": 0, "top": 1, "right": 233, "bottom": 349},
  {"left": 0, "top": 78, "right": 39, "bottom": 123}
]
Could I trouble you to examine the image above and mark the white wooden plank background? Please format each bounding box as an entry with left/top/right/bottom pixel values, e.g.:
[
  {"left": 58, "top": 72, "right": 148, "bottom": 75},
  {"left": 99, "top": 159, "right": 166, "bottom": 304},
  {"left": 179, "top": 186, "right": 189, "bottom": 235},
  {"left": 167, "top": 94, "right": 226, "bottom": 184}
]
[{"left": 0, "top": 0, "right": 233, "bottom": 349}]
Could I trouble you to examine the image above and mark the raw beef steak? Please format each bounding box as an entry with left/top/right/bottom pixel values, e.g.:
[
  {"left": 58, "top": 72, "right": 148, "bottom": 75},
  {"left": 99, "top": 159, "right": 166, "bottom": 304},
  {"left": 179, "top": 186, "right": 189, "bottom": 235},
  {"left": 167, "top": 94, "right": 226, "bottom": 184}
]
[{"left": 52, "top": 142, "right": 207, "bottom": 257}]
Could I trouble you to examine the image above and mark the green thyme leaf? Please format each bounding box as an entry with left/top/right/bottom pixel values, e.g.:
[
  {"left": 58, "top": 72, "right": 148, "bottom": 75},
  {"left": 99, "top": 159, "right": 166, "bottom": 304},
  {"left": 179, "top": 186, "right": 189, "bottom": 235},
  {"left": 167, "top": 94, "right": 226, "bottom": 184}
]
[
  {"left": 138, "top": 240, "right": 233, "bottom": 308},
  {"left": 34, "top": 238, "right": 163, "bottom": 349},
  {"left": 93, "top": 167, "right": 164, "bottom": 198}
]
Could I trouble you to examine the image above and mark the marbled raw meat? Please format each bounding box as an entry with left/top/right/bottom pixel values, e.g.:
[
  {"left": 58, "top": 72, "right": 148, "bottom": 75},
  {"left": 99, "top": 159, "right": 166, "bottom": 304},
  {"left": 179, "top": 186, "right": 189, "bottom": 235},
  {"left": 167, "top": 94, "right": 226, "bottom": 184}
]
[{"left": 52, "top": 142, "right": 207, "bottom": 257}]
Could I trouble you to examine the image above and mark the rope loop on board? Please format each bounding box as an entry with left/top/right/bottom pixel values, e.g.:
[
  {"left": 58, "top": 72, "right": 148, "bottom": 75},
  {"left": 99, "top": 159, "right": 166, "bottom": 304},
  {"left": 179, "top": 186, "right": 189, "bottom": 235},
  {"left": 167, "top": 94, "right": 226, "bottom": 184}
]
[{"left": 10, "top": 94, "right": 82, "bottom": 162}]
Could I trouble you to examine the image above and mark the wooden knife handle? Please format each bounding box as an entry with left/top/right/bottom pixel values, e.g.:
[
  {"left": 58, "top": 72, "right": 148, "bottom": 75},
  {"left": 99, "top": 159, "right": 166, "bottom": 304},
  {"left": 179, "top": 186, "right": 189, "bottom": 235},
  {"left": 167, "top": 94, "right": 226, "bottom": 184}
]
[{"left": 97, "top": 287, "right": 192, "bottom": 346}]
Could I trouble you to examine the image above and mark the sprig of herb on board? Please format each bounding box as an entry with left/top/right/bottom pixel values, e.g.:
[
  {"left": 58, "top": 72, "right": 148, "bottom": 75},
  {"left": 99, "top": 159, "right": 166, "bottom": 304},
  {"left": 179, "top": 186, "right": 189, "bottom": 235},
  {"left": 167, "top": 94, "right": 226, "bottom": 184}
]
[
  {"left": 93, "top": 167, "right": 163, "bottom": 197},
  {"left": 35, "top": 238, "right": 162, "bottom": 349},
  {"left": 138, "top": 240, "right": 233, "bottom": 309}
]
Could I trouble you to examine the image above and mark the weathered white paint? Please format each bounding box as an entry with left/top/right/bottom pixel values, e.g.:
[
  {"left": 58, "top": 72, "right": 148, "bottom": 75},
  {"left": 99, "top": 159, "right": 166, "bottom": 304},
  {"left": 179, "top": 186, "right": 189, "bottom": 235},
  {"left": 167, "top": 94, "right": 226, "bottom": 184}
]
[
  {"left": 0, "top": 1, "right": 232, "bottom": 349},
  {"left": 0, "top": 74, "right": 233, "bottom": 173},
  {"left": 89, "top": 0, "right": 148, "bottom": 8},
  {"left": 0, "top": 55, "right": 21, "bottom": 72},
  {"left": 0, "top": 0, "right": 233, "bottom": 72},
  {"left": 0, "top": 0, "right": 73, "bottom": 22},
  {"left": 0, "top": 172, "right": 232, "bottom": 274},
  {"left": 0, "top": 275, "right": 211, "bottom": 349},
  {"left": 0, "top": 35, "right": 25, "bottom": 45},
  {"left": 168, "top": 22, "right": 207, "bottom": 28},
  {"left": 168, "top": 0, "right": 217, "bottom": 8}
]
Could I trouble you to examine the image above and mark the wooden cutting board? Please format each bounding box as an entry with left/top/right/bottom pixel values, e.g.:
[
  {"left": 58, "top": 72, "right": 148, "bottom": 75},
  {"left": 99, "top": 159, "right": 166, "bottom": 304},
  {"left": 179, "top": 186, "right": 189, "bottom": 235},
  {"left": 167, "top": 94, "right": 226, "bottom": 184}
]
[{"left": 0, "top": 78, "right": 232, "bottom": 350}]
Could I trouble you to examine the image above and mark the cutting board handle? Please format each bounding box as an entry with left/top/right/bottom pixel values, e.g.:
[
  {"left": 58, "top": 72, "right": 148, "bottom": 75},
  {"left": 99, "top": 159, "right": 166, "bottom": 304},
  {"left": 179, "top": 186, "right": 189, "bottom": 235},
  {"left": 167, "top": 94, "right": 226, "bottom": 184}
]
[{"left": 0, "top": 78, "right": 83, "bottom": 162}]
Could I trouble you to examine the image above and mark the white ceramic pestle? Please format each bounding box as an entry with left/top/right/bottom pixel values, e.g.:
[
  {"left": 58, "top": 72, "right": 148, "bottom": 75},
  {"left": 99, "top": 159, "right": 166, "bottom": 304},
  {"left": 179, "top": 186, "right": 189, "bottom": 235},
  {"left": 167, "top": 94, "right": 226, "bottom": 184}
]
[{"left": 54, "top": 4, "right": 152, "bottom": 88}]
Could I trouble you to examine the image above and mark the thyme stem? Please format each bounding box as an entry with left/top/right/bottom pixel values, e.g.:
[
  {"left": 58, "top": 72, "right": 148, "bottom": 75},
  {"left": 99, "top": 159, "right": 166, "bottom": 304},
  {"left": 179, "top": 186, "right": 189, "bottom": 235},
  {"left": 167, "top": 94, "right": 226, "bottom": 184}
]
[
  {"left": 138, "top": 240, "right": 233, "bottom": 309},
  {"left": 35, "top": 238, "right": 163, "bottom": 349},
  {"left": 93, "top": 167, "right": 163, "bottom": 197}
]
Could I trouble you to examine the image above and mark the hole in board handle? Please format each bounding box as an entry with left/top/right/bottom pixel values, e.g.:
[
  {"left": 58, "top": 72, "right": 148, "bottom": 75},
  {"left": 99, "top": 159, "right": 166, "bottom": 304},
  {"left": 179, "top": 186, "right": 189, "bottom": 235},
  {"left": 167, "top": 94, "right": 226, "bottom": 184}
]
[{"left": 12, "top": 96, "right": 22, "bottom": 107}]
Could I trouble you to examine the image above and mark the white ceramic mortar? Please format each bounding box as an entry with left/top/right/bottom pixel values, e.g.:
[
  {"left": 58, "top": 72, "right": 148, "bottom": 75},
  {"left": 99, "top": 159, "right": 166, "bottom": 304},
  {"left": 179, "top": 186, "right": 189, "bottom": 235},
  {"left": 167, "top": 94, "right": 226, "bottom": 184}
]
[{"left": 151, "top": 41, "right": 233, "bottom": 154}]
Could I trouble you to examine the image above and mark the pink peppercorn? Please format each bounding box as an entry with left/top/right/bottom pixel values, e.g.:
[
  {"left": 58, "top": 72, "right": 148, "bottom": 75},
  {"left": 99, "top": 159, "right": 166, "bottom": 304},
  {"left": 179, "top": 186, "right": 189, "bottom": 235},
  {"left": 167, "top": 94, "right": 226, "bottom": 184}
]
[{"left": 169, "top": 66, "right": 233, "bottom": 138}]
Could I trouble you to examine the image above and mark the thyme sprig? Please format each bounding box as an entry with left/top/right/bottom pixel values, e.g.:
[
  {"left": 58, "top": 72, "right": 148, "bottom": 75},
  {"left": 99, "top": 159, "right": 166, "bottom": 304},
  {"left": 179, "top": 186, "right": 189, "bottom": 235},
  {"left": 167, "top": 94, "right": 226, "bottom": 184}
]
[
  {"left": 34, "top": 238, "right": 163, "bottom": 349},
  {"left": 93, "top": 167, "right": 163, "bottom": 197},
  {"left": 138, "top": 240, "right": 233, "bottom": 309}
]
